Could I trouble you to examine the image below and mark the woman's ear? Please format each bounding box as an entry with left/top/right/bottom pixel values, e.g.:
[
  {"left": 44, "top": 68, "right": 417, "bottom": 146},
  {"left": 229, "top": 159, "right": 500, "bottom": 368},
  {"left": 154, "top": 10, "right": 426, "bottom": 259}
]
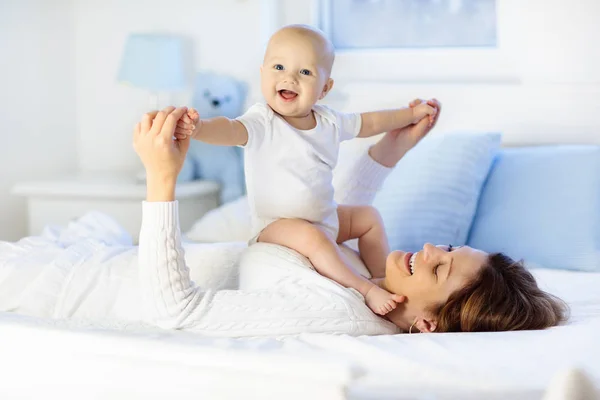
[
  {"left": 414, "top": 316, "right": 437, "bottom": 333},
  {"left": 319, "top": 78, "right": 334, "bottom": 100}
]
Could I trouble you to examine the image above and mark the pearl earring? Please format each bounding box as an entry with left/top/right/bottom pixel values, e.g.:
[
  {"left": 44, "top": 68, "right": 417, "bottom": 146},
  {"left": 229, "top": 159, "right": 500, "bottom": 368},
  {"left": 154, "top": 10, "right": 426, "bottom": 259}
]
[{"left": 409, "top": 319, "right": 418, "bottom": 334}]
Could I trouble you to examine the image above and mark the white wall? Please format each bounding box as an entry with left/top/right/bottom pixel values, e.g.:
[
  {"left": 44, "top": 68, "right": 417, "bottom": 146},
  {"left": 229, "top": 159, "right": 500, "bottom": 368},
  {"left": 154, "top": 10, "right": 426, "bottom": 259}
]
[
  {"left": 0, "top": 0, "right": 77, "bottom": 240},
  {"left": 277, "top": 0, "right": 600, "bottom": 146},
  {"left": 73, "top": 0, "right": 266, "bottom": 173}
]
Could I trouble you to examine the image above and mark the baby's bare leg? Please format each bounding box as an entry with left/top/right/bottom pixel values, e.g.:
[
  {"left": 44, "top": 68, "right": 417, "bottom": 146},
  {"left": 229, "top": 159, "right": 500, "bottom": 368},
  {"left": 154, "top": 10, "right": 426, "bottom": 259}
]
[
  {"left": 337, "top": 205, "right": 389, "bottom": 279},
  {"left": 259, "top": 218, "right": 400, "bottom": 315},
  {"left": 258, "top": 218, "right": 374, "bottom": 297}
]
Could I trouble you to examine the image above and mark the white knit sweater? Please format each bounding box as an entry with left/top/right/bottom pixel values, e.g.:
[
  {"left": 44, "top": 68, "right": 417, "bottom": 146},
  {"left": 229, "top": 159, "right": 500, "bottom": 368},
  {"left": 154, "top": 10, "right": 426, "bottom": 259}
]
[{"left": 139, "top": 151, "right": 401, "bottom": 337}]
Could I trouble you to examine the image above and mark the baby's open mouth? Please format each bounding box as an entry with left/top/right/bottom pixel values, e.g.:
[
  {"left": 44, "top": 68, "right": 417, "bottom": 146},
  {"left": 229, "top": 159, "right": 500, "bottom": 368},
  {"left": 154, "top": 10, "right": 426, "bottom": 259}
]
[{"left": 278, "top": 89, "right": 298, "bottom": 101}]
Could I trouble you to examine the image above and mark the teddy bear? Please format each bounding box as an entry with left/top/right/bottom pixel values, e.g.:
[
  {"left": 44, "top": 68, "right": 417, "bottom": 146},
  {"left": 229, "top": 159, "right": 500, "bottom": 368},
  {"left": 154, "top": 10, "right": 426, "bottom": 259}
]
[{"left": 179, "top": 72, "right": 248, "bottom": 204}]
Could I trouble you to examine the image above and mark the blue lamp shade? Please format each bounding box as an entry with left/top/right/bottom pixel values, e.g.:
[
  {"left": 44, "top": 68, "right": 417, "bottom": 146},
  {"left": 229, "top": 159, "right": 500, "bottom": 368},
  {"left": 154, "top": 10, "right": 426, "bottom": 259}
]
[{"left": 117, "top": 34, "right": 187, "bottom": 91}]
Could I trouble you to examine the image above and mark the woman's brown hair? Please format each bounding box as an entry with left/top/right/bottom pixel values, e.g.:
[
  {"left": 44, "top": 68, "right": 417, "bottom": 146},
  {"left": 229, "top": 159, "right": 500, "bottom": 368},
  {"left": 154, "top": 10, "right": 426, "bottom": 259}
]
[{"left": 431, "top": 253, "right": 569, "bottom": 332}]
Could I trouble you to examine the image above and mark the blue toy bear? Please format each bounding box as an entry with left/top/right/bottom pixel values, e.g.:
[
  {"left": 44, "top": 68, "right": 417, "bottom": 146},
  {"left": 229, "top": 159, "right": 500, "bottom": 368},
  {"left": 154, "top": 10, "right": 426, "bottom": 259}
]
[{"left": 179, "top": 72, "right": 247, "bottom": 203}]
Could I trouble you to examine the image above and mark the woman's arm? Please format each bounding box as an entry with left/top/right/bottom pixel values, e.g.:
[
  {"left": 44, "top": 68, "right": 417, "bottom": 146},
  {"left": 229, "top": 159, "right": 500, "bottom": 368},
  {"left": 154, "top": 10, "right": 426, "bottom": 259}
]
[
  {"left": 133, "top": 107, "right": 205, "bottom": 327},
  {"left": 333, "top": 148, "right": 392, "bottom": 206},
  {"left": 334, "top": 99, "right": 442, "bottom": 206},
  {"left": 138, "top": 201, "right": 209, "bottom": 328},
  {"left": 135, "top": 107, "right": 246, "bottom": 329}
]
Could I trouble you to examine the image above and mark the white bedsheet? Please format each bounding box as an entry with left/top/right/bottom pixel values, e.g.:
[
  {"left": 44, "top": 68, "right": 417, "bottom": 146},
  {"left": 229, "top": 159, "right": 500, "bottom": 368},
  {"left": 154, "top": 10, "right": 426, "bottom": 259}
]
[{"left": 1, "top": 214, "right": 599, "bottom": 399}]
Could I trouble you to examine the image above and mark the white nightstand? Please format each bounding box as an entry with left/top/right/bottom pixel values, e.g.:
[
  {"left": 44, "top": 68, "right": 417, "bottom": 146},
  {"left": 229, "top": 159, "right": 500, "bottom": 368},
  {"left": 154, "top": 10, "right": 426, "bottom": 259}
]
[{"left": 12, "top": 174, "right": 220, "bottom": 243}]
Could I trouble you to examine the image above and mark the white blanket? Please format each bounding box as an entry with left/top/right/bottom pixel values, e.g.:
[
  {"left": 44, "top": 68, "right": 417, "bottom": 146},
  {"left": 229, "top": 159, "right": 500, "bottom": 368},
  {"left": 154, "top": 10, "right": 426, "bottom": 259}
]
[
  {"left": 0, "top": 212, "right": 238, "bottom": 322},
  {"left": 1, "top": 212, "right": 600, "bottom": 399}
]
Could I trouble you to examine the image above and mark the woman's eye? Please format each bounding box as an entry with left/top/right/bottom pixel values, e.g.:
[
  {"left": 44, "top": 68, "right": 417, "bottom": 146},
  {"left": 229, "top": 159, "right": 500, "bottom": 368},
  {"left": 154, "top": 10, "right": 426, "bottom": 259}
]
[
  {"left": 274, "top": 64, "right": 284, "bottom": 71},
  {"left": 300, "top": 69, "right": 311, "bottom": 76}
]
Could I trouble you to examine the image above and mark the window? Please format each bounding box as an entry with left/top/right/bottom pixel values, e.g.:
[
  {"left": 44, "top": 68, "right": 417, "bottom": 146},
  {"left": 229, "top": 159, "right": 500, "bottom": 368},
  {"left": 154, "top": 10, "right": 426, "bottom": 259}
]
[
  {"left": 318, "top": 0, "right": 497, "bottom": 50},
  {"left": 262, "top": 0, "right": 519, "bottom": 83}
]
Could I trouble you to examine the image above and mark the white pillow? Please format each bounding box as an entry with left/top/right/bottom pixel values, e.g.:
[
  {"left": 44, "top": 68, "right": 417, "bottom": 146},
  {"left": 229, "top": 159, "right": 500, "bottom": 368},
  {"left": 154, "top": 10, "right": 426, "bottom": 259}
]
[
  {"left": 373, "top": 132, "right": 501, "bottom": 252},
  {"left": 467, "top": 145, "right": 600, "bottom": 272}
]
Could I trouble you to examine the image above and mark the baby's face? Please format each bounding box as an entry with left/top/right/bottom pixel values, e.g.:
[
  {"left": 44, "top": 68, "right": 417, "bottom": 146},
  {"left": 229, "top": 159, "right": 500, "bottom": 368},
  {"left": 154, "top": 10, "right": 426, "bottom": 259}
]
[{"left": 261, "top": 30, "right": 333, "bottom": 118}]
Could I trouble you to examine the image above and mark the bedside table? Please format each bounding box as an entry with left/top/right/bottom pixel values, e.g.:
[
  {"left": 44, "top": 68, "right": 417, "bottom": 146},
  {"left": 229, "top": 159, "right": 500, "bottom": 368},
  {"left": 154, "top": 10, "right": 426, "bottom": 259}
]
[{"left": 12, "top": 174, "right": 220, "bottom": 243}]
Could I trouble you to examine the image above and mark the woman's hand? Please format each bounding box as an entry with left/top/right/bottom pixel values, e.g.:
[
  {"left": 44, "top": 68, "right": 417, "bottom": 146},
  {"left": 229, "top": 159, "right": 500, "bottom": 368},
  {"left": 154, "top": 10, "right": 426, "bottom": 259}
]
[
  {"left": 369, "top": 98, "right": 442, "bottom": 168},
  {"left": 133, "top": 106, "right": 190, "bottom": 201}
]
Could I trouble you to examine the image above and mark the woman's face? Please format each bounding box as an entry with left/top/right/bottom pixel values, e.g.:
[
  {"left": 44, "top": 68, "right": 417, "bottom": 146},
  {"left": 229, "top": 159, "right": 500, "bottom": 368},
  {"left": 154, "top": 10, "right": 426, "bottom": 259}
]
[{"left": 384, "top": 244, "right": 488, "bottom": 331}]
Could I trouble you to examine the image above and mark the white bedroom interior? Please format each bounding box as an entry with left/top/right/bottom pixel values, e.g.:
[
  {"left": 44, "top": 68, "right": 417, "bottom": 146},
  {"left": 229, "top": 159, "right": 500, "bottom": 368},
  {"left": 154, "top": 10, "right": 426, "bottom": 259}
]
[{"left": 1, "top": 1, "right": 600, "bottom": 399}]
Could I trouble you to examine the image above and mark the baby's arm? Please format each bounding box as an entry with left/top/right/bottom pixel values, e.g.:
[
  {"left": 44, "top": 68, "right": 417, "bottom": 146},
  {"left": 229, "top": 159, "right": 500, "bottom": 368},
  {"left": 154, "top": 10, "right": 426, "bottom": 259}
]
[
  {"left": 358, "top": 101, "right": 437, "bottom": 138},
  {"left": 259, "top": 218, "right": 402, "bottom": 315},
  {"left": 175, "top": 108, "right": 248, "bottom": 146}
]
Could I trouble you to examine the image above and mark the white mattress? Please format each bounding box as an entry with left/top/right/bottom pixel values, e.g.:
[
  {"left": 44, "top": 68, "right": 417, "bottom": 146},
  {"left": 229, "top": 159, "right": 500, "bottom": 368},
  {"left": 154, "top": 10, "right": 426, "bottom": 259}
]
[{"left": 1, "top": 267, "right": 599, "bottom": 400}]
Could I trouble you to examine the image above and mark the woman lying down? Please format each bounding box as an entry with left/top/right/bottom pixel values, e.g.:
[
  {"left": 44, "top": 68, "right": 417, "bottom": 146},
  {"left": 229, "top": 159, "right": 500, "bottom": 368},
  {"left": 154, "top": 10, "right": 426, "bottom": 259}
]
[{"left": 0, "top": 105, "right": 567, "bottom": 337}]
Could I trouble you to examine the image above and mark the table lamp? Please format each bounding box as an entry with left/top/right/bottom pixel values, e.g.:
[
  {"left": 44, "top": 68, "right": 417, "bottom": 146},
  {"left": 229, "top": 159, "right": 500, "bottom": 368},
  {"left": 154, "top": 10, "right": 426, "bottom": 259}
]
[
  {"left": 117, "top": 33, "right": 189, "bottom": 182},
  {"left": 117, "top": 33, "right": 188, "bottom": 109}
]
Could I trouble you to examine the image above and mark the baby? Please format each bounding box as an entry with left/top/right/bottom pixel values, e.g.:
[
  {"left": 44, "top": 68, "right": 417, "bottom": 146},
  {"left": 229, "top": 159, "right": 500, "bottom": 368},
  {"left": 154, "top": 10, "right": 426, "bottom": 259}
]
[{"left": 175, "top": 25, "right": 437, "bottom": 315}]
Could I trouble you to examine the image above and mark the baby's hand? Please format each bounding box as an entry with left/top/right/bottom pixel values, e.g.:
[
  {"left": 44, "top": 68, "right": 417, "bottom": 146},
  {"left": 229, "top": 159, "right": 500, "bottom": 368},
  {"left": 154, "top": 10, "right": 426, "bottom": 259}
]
[
  {"left": 410, "top": 100, "right": 437, "bottom": 126},
  {"left": 364, "top": 284, "right": 404, "bottom": 315},
  {"left": 174, "top": 108, "right": 200, "bottom": 141}
]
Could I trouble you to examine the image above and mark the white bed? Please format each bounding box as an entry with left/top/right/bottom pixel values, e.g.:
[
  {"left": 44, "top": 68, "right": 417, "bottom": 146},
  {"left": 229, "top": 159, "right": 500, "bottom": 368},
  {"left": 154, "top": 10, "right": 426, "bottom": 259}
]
[{"left": 1, "top": 216, "right": 599, "bottom": 400}]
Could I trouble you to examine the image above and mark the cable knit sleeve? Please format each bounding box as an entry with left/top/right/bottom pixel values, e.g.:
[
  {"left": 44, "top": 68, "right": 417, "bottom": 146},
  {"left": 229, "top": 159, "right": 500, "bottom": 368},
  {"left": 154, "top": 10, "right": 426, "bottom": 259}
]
[
  {"left": 333, "top": 148, "right": 392, "bottom": 206},
  {"left": 138, "top": 201, "right": 214, "bottom": 330}
]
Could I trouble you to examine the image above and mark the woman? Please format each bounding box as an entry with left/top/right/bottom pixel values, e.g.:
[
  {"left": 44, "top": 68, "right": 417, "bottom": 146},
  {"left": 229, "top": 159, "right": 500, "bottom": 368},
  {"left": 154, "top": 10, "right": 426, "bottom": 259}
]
[{"left": 133, "top": 100, "right": 567, "bottom": 336}]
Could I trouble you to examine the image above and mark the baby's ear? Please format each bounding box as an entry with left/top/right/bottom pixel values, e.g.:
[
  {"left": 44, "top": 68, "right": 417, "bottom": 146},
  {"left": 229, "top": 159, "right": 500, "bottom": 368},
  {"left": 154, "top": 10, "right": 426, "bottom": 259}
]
[{"left": 319, "top": 78, "right": 334, "bottom": 100}]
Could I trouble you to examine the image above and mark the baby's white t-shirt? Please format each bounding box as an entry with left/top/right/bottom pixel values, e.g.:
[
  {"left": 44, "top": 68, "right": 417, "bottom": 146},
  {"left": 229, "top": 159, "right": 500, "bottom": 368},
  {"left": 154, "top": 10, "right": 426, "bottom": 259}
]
[{"left": 236, "top": 103, "right": 362, "bottom": 239}]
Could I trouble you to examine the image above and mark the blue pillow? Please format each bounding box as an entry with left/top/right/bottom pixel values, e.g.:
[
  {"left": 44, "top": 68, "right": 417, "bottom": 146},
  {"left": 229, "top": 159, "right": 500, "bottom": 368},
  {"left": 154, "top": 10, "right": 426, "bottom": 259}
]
[
  {"left": 467, "top": 146, "right": 600, "bottom": 272},
  {"left": 373, "top": 133, "right": 502, "bottom": 253}
]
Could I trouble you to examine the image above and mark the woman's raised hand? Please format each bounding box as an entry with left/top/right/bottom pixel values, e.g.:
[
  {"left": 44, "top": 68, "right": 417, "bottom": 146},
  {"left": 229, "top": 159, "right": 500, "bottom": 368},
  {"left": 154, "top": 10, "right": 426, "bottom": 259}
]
[
  {"left": 133, "top": 106, "right": 190, "bottom": 201},
  {"left": 369, "top": 99, "right": 442, "bottom": 168}
]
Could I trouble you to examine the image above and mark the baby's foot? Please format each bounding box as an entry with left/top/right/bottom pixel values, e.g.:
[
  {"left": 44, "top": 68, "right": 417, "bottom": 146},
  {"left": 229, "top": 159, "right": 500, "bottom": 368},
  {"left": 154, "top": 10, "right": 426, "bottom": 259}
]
[{"left": 364, "top": 284, "right": 401, "bottom": 315}]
